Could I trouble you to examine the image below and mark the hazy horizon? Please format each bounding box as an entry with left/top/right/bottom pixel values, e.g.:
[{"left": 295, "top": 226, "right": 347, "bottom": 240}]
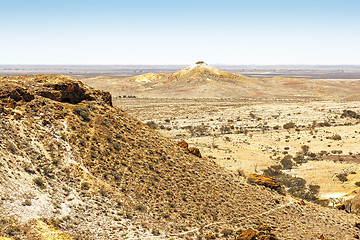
[{"left": 1, "top": 0, "right": 359, "bottom": 65}]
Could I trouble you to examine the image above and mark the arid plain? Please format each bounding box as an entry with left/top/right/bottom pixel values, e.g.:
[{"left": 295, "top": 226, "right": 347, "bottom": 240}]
[
  {"left": 1, "top": 64, "right": 360, "bottom": 239},
  {"left": 82, "top": 62, "right": 360, "bottom": 206}
]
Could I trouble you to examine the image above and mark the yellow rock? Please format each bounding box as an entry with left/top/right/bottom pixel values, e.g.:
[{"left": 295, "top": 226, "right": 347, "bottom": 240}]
[{"left": 31, "top": 219, "right": 74, "bottom": 240}]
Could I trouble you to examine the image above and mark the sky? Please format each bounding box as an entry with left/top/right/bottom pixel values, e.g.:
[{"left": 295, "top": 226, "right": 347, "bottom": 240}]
[{"left": 0, "top": 0, "right": 359, "bottom": 65}]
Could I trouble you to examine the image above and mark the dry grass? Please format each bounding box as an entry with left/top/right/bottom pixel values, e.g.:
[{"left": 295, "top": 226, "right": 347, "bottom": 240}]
[{"left": 0, "top": 75, "right": 360, "bottom": 239}]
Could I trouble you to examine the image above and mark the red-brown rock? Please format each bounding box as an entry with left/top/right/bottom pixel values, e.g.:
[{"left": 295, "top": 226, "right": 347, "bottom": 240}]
[
  {"left": 236, "top": 228, "right": 256, "bottom": 240},
  {"left": 177, "top": 140, "right": 189, "bottom": 149},
  {"left": 247, "top": 174, "right": 282, "bottom": 192},
  {"left": 188, "top": 147, "right": 201, "bottom": 158}
]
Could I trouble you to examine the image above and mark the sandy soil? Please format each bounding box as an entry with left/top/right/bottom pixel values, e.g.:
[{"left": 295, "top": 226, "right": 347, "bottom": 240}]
[{"left": 118, "top": 98, "right": 360, "bottom": 200}]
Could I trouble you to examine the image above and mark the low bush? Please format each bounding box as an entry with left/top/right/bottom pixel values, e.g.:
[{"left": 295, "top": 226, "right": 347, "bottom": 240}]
[{"left": 283, "top": 122, "right": 295, "bottom": 129}]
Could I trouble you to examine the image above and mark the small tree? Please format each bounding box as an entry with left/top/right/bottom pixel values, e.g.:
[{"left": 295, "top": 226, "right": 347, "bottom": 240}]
[
  {"left": 336, "top": 173, "right": 348, "bottom": 183},
  {"left": 281, "top": 155, "right": 295, "bottom": 170},
  {"left": 301, "top": 145, "right": 310, "bottom": 156}
]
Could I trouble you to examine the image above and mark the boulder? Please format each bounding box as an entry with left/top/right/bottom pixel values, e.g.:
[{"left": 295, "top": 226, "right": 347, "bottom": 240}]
[
  {"left": 177, "top": 140, "right": 189, "bottom": 149},
  {"left": 235, "top": 228, "right": 256, "bottom": 240},
  {"left": 188, "top": 147, "right": 202, "bottom": 158},
  {"left": 247, "top": 174, "right": 281, "bottom": 192},
  {"left": 176, "top": 140, "right": 201, "bottom": 158}
]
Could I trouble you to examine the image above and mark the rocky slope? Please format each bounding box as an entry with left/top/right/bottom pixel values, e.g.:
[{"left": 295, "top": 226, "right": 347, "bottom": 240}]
[{"left": 0, "top": 75, "right": 360, "bottom": 239}]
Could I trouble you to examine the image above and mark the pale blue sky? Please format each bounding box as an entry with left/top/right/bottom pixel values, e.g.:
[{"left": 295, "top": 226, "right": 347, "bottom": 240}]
[{"left": 1, "top": 0, "right": 359, "bottom": 64}]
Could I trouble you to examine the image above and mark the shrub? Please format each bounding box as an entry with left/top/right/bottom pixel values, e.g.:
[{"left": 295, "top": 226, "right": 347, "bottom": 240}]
[
  {"left": 288, "top": 184, "right": 319, "bottom": 201},
  {"left": 355, "top": 182, "right": 360, "bottom": 187},
  {"left": 301, "top": 145, "right": 310, "bottom": 155},
  {"left": 33, "top": 177, "right": 45, "bottom": 188},
  {"left": 221, "top": 229, "right": 234, "bottom": 236},
  {"left": 220, "top": 124, "right": 232, "bottom": 134},
  {"left": 146, "top": 121, "right": 158, "bottom": 129},
  {"left": 182, "top": 125, "right": 209, "bottom": 137},
  {"left": 236, "top": 168, "right": 245, "bottom": 176},
  {"left": 280, "top": 155, "right": 295, "bottom": 170},
  {"left": 263, "top": 165, "right": 282, "bottom": 177},
  {"left": 318, "top": 121, "right": 331, "bottom": 127},
  {"left": 283, "top": 122, "right": 295, "bottom": 129},
  {"left": 341, "top": 110, "right": 360, "bottom": 119},
  {"left": 293, "top": 154, "right": 307, "bottom": 164},
  {"left": 135, "top": 204, "right": 146, "bottom": 212},
  {"left": 331, "top": 134, "right": 342, "bottom": 141},
  {"left": 336, "top": 173, "right": 348, "bottom": 183}
]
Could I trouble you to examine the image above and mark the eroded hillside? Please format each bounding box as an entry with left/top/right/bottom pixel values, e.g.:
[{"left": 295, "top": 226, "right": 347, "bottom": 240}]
[{"left": 0, "top": 75, "right": 360, "bottom": 239}]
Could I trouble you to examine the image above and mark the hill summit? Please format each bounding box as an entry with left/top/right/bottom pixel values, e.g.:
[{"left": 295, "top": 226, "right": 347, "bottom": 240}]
[
  {"left": 165, "top": 61, "right": 248, "bottom": 83},
  {"left": 132, "top": 61, "right": 248, "bottom": 84}
]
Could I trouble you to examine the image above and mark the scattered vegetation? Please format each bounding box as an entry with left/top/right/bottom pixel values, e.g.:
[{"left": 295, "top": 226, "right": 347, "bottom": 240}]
[{"left": 263, "top": 164, "right": 321, "bottom": 202}]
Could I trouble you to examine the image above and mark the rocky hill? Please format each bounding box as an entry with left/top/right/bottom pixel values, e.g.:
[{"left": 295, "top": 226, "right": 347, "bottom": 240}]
[
  {"left": 82, "top": 62, "right": 360, "bottom": 100},
  {"left": 1, "top": 75, "right": 360, "bottom": 239}
]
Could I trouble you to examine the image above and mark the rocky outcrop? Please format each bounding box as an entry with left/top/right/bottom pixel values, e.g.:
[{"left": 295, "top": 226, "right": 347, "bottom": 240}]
[
  {"left": 247, "top": 174, "right": 282, "bottom": 192},
  {"left": 177, "top": 140, "right": 189, "bottom": 149},
  {"left": 337, "top": 193, "right": 360, "bottom": 213},
  {"left": 235, "top": 228, "right": 256, "bottom": 240},
  {"left": 177, "top": 140, "right": 201, "bottom": 158},
  {"left": 0, "top": 85, "right": 34, "bottom": 102},
  {"left": 0, "top": 75, "right": 112, "bottom": 106},
  {"left": 235, "top": 226, "right": 278, "bottom": 240},
  {"left": 188, "top": 147, "right": 202, "bottom": 158}
]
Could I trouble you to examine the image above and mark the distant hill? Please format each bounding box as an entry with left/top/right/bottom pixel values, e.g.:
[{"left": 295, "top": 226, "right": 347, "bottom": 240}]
[
  {"left": 82, "top": 62, "right": 360, "bottom": 100},
  {"left": 0, "top": 75, "right": 360, "bottom": 239}
]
